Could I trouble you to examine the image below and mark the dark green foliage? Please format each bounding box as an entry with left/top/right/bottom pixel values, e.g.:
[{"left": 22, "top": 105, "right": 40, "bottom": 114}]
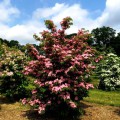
[
  {"left": 0, "top": 73, "right": 28, "bottom": 100},
  {"left": 110, "top": 33, "right": 120, "bottom": 56},
  {"left": 0, "top": 45, "right": 31, "bottom": 100},
  {"left": 45, "top": 101, "right": 84, "bottom": 120},
  {"left": 91, "top": 26, "right": 116, "bottom": 51}
]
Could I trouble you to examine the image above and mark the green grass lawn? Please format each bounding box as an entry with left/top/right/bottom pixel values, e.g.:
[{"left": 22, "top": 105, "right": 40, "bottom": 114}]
[
  {"left": 84, "top": 89, "right": 120, "bottom": 107},
  {"left": 85, "top": 74, "right": 120, "bottom": 107}
]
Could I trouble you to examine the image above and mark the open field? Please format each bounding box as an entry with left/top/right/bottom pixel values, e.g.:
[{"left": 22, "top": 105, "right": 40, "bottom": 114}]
[{"left": 0, "top": 91, "right": 120, "bottom": 120}]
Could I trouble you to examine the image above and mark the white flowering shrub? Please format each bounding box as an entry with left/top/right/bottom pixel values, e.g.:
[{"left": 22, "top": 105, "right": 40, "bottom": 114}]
[
  {"left": 97, "top": 53, "right": 120, "bottom": 90},
  {"left": 0, "top": 44, "right": 30, "bottom": 99}
]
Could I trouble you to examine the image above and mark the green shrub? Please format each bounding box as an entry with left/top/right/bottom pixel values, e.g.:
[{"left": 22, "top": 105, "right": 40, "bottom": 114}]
[{"left": 0, "top": 45, "right": 31, "bottom": 100}]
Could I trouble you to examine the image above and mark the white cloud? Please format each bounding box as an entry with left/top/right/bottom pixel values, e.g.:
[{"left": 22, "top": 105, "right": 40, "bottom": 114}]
[
  {"left": 1, "top": 0, "right": 120, "bottom": 45},
  {"left": 0, "top": 0, "right": 20, "bottom": 23},
  {"left": 1, "top": 21, "right": 45, "bottom": 45},
  {"left": 52, "top": 4, "right": 88, "bottom": 24},
  {"left": 1, "top": 2, "right": 97, "bottom": 44},
  {"left": 32, "top": 3, "right": 66, "bottom": 19},
  {"left": 96, "top": 0, "right": 120, "bottom": 31},
  {"left": 0, "top": 0, "right": 39, "bottom": 45},
  {"left": 33, "top": 3, "right": 97, "bottom": 34}
]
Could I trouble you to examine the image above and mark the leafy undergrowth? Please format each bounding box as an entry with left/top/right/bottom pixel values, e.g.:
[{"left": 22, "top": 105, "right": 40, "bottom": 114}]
[
  {"left": 84, "top": 89, "right": 120, "bottom": 106},
  {"left": 0, "top": 95, "right": 120, "bottom": 120}
]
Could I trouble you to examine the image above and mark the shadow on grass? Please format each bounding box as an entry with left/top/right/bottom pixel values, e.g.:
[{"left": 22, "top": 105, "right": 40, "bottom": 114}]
[
  {"left": 114, "top": 108, "right": 120, "bottom": 116},
  {"left": 0, "top": 95, "right": 16, "bottom": 104},
  {"left": 22, "top": 102, "right": 93, "bottom": 120},
  {"left": 79, "top": 101, "right": 93, "bottom": 119},
  {"left": 0, "top": 94, "right": 28, "bottom": 104},
  {"left": 22, "top": 110, "right": 54, "bottom": 120}
]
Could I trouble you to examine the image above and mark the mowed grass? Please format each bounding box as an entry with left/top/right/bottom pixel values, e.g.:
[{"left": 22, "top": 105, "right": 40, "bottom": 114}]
[
  {"left": 84, "top": 89, "right": 120, "bottom": 107},
  {"left": 84, "top": 74, "right": 120, "bottom": 107}
]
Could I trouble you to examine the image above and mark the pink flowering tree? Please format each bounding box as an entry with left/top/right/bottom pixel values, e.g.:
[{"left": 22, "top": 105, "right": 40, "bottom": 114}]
[{"left": 23, "top": 17, "right": 97, "bottom": 118}]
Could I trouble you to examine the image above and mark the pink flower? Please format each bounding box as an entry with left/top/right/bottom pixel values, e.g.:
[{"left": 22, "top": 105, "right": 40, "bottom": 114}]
[
  {"left": 29, "top": 100, "right": 35, "bottom": 106},
  {"left": 45, "top": 62, "right": 52, "bottom": 68},
  {"left": 90, "top": 66, "right": 96, "bottom": 69},
  {"left": 75, "top": 96, "right": 78, "bottom": 100},
  {"left": 77, "top": 82, "right": 85, "bottom": 88},
  {"left": 48, "top": 71, "right": 52, "bottom": 76},
  {"left": 38, "top": 106, "right": 45, "bottom": 114},
  {"left": 48, "top": 81, "right": 53, "bottom": 85},
  {"left": 47, "top": 100, "right": 51, "bottom": 104},
  {"left": 86, "top": 83, "right": 94, "bottom": 90},
  {"left": 22, "top": 98, "right": 27, "bottom": 105},
  {"left": 32, "top": 90, "right": 37, "bottom": 94},
  {"left": 66, "top": 94, "right": 70, "bottom": 99},
  {"left": 34, "top": 99, "right": 41, "bottom": 104},
  {"left": 95, "top": 58, "right": 99, "bottom": 62},
  {"left": 69, "top": 101, "right": 77, "bottom": 108},
  {"left": 52, "top": 86, "right": 60, "bottom": 93}
]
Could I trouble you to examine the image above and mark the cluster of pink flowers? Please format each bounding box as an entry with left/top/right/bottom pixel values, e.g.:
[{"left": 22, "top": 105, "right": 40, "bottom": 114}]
[
  {"left": 51, "top": 83, "right": 70, "bottom": 93},
  {"left": 95, "top": 55, "right": 103, "bottom": 62},
  {"left": 22, "top": 98, "right": 27, "bottom": 105},
  {"left": 23, "top": 17, "right": 97, "bottom": 114},
  {"left": 59, "top": 92, "right": 70, "bottom": 100},
  {"left": 68, "top": 101, "right": 77, "bottom": 108}
]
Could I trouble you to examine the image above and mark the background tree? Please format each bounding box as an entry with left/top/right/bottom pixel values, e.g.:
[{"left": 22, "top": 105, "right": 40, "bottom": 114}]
[
  {"left": 9, "top": 40, "right": 20, "bottom": 48},
  {"left": 110, "top": 32, "right": 120, "bottom": 56},
  {"left": 0, "top": 38, "right": 4, "bottom": 44},
  {"left": 91, "top": 26, "right": 116, "bottom": 52}
]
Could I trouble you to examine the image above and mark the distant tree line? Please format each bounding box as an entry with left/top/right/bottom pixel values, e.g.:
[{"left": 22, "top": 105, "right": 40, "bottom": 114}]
[
  {"left": 0, "top": 38, "right": 40, "bottom": 53},
  {"left": 0, "top": 26, "right": 120, "bottom": 56}
]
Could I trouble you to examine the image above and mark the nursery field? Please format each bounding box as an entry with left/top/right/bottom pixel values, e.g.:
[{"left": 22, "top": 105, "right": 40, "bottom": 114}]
[{"left": 0, "top": 89, "right": 120, "bottom": 120}]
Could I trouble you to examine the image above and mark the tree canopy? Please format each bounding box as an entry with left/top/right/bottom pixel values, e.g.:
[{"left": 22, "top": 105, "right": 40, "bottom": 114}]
[{"left": 91, "top": 26, "right": 116, "bottom": 50}]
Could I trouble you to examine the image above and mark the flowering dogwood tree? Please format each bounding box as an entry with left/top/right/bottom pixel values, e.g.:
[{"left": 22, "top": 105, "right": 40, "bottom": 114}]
[{"left": 23, "top": 17, "right": 97, "bottom": 116}]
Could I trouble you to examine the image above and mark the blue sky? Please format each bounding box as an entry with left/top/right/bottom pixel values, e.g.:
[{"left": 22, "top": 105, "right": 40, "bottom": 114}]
[{"left": 0, "top": 0, "right": 120, "bottom": 44}]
